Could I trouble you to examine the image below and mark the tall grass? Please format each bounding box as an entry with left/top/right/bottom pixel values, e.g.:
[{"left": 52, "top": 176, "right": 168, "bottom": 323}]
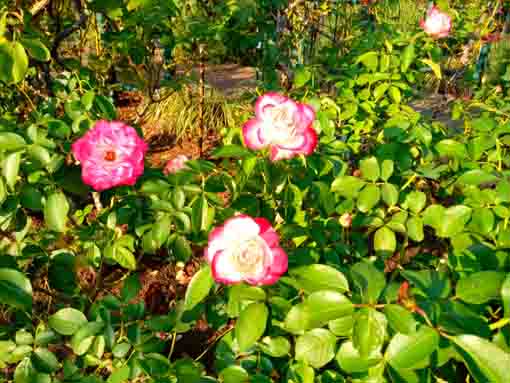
[{"left": 139, "top": 86, "right": 249, "bottom": 143}]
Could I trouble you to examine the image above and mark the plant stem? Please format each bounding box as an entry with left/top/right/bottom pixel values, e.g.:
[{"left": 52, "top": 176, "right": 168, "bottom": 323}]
[{"left": 198, "top": 43, "right": 206, "bottom": 158}]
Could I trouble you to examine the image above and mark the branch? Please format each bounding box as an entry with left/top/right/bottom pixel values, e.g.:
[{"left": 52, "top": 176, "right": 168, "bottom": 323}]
[{"left": 50, "top": 0, "right": 88, "bottom": 66}]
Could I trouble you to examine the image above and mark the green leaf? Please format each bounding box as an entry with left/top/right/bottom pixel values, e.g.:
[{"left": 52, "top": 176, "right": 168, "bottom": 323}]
[
  {"left": 360, "top": 157, "right": 380, "bottom": 182},
  {"left": 294, "top": 67, "right": 312, "bottom": 87},
  {"left": 44, "top": 192, "right": 69, "bottom": 232},
  {"left": 219, "top": 365, "right": 250, "bottom": 383},
  {"left": 331, "top": 176, "right": 366, "bottom": 198},
  {"left": 28, "top": 145, "right": 51, "bottom": 166},
  {"left": 469, "top": 208, "right": 494, "bottom": 235},
  {"left": 121, "top": 273, "right": 141, "bottom": 302},
  {"left": 14, "top": 357, "right": 35, "bottom": 383},
  {"left": 407, "top": 217, "right": 424, "bottom": 242},
  {"left": 381, "top": 160, "right": 394, "bottom": 181},
  {"left": 381, "top": 183, "right": 399, "bottom": 207},
  {"left": 329, "top": 316, "right": 354, "bottom": 337},
  {"left": 374, "top": 226, "right": 396, "bottom": 253},
  {"left": 336, "top": 341, "right": 382, "bottom": 373},
  {"left": 351, "top": 261, "right": 386, "bottom": 304},
  {"left": 48, "top": 308, "right": 87, "bottom": 335},
  {"left": 20, "top": 38, "right": 50, "bottom": 62},
  {"left": 424, "top": 205, "right": 472, "bottom": 238},
  {"left": 357, "top": 184, "right": 381, "bottom": 213},
  {"left": 352, "top": 308, "right": 386, "bottom": 357},
  {"left": 81, "top": 91, "right": 95, "bottom": 110},
  {"left": 0, "top": 268, "right": 32, "bottom": 310},
  {"left": 373, "top": 82, "right": 390, "bottom": 101},
  {"left": 436, "top": 139, "right": 467, "bottom": 158},
  {"left": 295, "top": 329, "right": 337, "bottom": 368},
  {"left": 94, "top": 95, "right": 117, "bottom": 120},
  {"left": 212, "top": 144, "right": 253, "bottom": 159},
  {"left": 16, "top": 330, "right": 33, "bottom": 345},
  {"left": 0, "top": 41, "right": 29, "bottom": 84},
  {"left": 287, "top": 362, "right": 315, "bottom": 383},
  {"left": 138, "top": 353, "right": 170, "bottom": 377},
  {"left": 386, "top": 326, "right": 439, "bottom": 370},
  {"left": 0, "top": 132, "right": 26, "bottom": 151},
  {"left": 420, "top": 59, "right": 441, "bottom": 79},
  {"left": 401, "top": 44, "right": 415, "bottom": 72},
  {"left": 31, "top": 348, "right": 59, "bottom": 373},
  {"left": 502, "top": 274, "right": 510, "bottom": 318},
  {"left": 184, "top": 264, "right": 214, "bottom": 311},
  {"left": 404, "top": 191, "right": 427, "bottom": 214},
  {"left": 191, "top": 194, "right": 209, "bottom": 233},
  {"left": 401, "top": 270, "right": 451, "bottom": 299},
  {"left": 384, "top": 305, "right": 417, "bottom": 334},
  {"left": 457, "top": 170, "right": 499, "bottom": 186},
  {"left": 453, "top": 335, "right": 510, "bottom": 383},
  {"left": 289, "top": 264, "right": 349, "bottom": 293},
  {"left": 388, "top": 86, "right": 402, "bottom": 104},
  {"left": 107, "top": 365, "right": 131, "bottom": 383},
  {"left": 2, "top": 151, "right": 21, "bottom": 190},
  {"left": 285, "top": 291, "right": 354, "bottom": 333},
  {"left": 70, "top": 321, "right": 104, "bottom": 355},
  {"left": 236, "top": 302, "right": 268, "bottom": 351},
  {"left": 456, "top": 271, "right": 506, "bottom": 304},
  {"left": 356, "top": 51, "right": 379, "bottom": 72},
  {"left": 259, "top": 336, "right": 290, "bottom": 357}
]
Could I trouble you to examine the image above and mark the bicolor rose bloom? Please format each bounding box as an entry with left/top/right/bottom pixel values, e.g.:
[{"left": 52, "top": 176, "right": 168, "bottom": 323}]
[
  {"left": 420, "top": 6, "right": 451, "bottom": 38},
  {"left": 205, "top": 214, "right": 288, "bottom": 285},
  {"left": 163, "top": 155, "right": 189, "bottom": 175},
  {"left": 72, "top": 120, "right": 148, "bottom": 191},
  {"left": 242, "top": 93, "right": 317, "bottom": 161}
]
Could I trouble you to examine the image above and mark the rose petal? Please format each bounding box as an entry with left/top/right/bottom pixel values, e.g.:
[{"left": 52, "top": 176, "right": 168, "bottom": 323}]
[
  {"left": 242, "top": 119, "right": 268, "bottom": 150},
  {"left": 255, "top": 217, "right": 280, "bottom": 248},
  {"left": 257, "top": 247, "right": 288, "bottom": 285},
  {"left": 211, "top": 251, "right": 243, "bottom": 284},
  {"left": 254, "top": 92, "right": 290, "bottom": 119},
  {"left": 296, "top": 103, "right": 316, "bottom": 131}
]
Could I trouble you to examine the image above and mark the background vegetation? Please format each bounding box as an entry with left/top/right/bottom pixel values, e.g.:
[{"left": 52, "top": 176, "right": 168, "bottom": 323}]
[{"left": 0, "top": 0, "right": 510, "bottom": 382}]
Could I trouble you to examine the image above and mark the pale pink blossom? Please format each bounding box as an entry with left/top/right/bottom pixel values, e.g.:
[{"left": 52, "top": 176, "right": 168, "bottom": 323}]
[
  {"left": 205, "top": 214, "right": 287, "bottom": 285},
  {"left": 163, "top": 155, "right": 189, "bottom": 175},
  {"left": 242, "top": 93, "right": 317, "bottom": 161},
  {"left": 72, "top": 120, "right": 148, "bottom": 191},
  {"left": 420, "top": 6, "right": 451, "bottom": 38}
]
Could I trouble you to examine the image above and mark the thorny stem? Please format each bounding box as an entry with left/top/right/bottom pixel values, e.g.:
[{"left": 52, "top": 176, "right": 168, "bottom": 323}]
[{"left": 194, "top": 326, "right": 234, "bottom": 362}]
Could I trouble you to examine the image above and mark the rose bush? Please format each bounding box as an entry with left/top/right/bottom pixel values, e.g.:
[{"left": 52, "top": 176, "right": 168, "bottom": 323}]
[{"left": 0, "top": 2, "right": 509, "bottom": 383}]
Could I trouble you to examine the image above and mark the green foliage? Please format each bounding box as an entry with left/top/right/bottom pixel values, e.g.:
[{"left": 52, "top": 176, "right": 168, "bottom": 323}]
[{"left": 0, "top": 1, "right": 510, "bottom": 383}]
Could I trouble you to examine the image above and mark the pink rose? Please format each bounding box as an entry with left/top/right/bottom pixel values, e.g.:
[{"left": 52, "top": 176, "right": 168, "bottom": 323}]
[
  {"left": 163, "top": 155, "right": 189, "bottom": 175},
  {"left": 242, "top": 93, "right": 317, "bottom": 161},
  {"left": 72, "top": 120, "right": 148, "bottom": 191},
  {"left": 420, "top": 6, "right": 451, "bottom": 38},
  {"left": 205, "top": 214, "right": 288, "bottom": 285}
]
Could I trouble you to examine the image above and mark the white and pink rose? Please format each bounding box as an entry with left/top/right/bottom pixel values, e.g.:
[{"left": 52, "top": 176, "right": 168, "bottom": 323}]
[
  {"left": 205, "top": 214, "right": 288, "bottom": 285},
  {"left": 420, "top": 5, "right": 451, "bottom": 38},
  {"left": 242, "top": 93, "right": 318, "bottom": 161}
]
